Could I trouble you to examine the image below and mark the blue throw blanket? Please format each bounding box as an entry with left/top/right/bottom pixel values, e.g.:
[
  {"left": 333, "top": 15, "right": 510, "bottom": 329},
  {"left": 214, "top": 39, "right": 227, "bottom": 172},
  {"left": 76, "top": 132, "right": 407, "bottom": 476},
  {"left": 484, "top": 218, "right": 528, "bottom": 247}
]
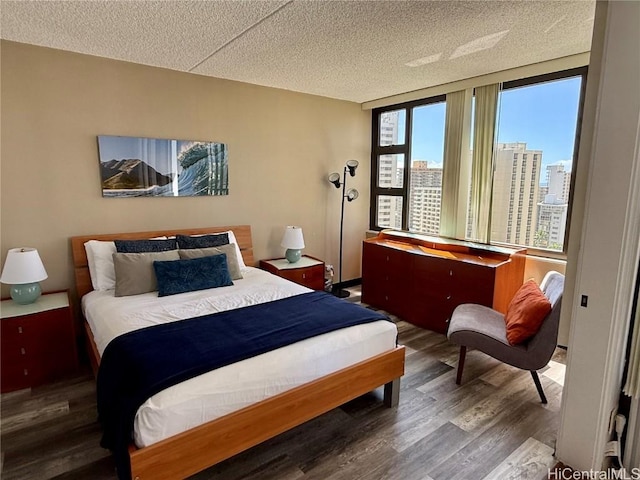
[{"left": 96, "top": 291, "right": 391, "bottom": 479}]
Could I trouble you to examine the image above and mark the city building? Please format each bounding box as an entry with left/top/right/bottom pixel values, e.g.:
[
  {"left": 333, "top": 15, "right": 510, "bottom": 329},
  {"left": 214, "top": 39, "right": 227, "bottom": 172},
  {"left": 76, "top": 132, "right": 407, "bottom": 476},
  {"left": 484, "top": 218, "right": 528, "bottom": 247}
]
[
  {"left": 536, "top": 164, "right": 572, "bottom": 249},
  {"left": 377, "top": 111, "right": 403, "bottom": 229},
  {"left": 409, "top": 160, "right": 442, "bottom": 235},
  {"left": 490, "top": 142, "right": 543, "bottom": 246}
]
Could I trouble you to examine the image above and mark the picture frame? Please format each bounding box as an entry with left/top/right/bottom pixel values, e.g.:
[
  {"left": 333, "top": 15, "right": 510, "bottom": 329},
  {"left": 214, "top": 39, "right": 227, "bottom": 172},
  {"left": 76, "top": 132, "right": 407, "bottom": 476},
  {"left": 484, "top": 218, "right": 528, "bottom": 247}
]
[{"left": 97, "top": 135, "right": 229, "bottom": 197}]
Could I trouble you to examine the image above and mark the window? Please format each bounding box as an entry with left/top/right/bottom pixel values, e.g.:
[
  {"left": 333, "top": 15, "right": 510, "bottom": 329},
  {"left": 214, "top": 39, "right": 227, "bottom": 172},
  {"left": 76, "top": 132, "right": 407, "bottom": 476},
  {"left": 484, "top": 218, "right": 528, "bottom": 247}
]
[
  {"left": 371, "top": 96, "right": 446, "bottom": 232},
  {"left": 370, "top": 67, "right": 586, "bottom": 255},
  {"left": 490, "top": 72, "right": 584, "bottom": 252},
  {"left": 408, "top": 102, "right": 446, "bottom": 235}
]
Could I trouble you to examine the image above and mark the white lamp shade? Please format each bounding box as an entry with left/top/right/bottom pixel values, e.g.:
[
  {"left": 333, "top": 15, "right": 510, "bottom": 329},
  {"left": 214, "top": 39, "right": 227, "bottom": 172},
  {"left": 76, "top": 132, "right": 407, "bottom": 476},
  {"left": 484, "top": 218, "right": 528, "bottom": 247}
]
[
  {"left": 280, "top": 226, "right": 305, "bottom": 249},
  {"left": 0, "top": 248, "right": 48, "bottom": 284}
]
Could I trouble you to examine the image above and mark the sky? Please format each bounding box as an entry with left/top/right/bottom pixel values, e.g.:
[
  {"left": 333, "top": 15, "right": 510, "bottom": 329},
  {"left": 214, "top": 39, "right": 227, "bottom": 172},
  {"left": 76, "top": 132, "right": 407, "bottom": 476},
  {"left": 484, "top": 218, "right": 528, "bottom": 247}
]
[
  {"left": 98, "top": 135, "right": 173, "bottom": 174},
  {"left": 97, "top": 136, "right": 209, "bottom": 175},
  {"left": 408, "top": 76, "right": 583, "bottom": 172}
]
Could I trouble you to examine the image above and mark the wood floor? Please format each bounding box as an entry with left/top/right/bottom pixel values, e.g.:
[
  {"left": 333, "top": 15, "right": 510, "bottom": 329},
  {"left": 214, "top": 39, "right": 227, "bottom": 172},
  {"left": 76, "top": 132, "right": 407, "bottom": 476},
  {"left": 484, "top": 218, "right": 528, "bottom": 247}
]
[{"left": 1, "top": 290, "right": 566, "bottom": 480}]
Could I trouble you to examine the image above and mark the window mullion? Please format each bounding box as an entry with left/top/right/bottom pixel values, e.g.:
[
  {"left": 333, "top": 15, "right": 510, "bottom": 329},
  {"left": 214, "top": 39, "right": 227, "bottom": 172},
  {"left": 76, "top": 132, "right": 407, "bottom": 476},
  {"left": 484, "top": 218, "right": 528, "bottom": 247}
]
[{"left": 402, "top": 107, "right": 413, "bottom": 230}]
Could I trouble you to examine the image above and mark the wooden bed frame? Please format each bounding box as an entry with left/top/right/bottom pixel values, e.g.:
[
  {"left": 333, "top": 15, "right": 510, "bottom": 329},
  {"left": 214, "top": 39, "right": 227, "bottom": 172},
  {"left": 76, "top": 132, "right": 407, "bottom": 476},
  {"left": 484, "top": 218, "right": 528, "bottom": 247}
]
[{"left": 70, "top": 225, "right": 405, "bottom": 480}]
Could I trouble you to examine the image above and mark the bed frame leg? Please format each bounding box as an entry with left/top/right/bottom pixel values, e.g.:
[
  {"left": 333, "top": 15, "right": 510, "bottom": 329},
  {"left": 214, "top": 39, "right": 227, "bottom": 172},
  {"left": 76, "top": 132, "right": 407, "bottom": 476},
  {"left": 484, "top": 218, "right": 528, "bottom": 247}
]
[{"left": 383, "top": 378, "right": 400, "bottom": 407}]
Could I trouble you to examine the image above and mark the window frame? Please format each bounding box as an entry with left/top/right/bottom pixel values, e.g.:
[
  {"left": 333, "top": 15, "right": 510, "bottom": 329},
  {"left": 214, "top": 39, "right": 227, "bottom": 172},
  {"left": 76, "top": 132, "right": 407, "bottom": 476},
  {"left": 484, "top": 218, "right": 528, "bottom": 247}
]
[
  {"left": 370, "top": 94, "right": 446, "bottom": 231},
  {"left": 492, "top": 66, "right": 587, "bottom": 257},
  {"left": 369, "top": 67, "right": 587, "bottom": 257}
]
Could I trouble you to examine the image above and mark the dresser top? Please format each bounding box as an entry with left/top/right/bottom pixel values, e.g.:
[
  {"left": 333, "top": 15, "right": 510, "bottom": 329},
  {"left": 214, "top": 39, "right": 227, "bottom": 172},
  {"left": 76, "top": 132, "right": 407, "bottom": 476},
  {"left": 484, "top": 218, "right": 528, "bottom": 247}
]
[
  {"left": 366, "top": 230, "right": 526, "bottom": 267},
  {"left": 1, "top": 292, "right": 69, "bottom": 319}
]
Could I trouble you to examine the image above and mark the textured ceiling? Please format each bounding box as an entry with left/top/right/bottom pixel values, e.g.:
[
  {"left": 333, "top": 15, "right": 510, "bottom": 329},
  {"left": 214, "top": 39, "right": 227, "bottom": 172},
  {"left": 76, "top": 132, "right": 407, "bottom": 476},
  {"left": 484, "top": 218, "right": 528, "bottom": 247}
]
[{"left": 0, "top": 0, "right": 595, "bottom": 103}]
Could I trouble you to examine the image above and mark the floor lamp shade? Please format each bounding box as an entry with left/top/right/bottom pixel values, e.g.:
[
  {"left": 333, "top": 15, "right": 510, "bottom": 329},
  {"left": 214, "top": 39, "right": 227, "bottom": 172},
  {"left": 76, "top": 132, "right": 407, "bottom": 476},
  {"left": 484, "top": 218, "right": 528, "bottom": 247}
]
[
  {"left": 0, "top": 248, "right": 48, "bottom": 304},
  {"left": 281, "top": 226, "right": 305, "bottom": 263}
]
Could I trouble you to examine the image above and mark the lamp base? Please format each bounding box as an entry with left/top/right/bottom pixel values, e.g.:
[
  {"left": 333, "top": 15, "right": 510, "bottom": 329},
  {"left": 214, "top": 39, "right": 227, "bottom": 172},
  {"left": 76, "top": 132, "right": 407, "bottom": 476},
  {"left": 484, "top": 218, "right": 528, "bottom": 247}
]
[
  {"left": 285, "top": 249, "right": 302, "bottom": 263},
  {"left": 10, "top": 282, "right": 42, "bottom": 305}
]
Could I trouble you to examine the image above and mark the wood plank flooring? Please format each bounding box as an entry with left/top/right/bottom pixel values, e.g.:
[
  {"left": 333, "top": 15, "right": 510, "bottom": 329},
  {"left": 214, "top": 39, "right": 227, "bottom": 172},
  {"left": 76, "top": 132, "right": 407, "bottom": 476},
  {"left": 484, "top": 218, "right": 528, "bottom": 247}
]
[{"left": 1, "top": 289, "right": 566, "bottom": 480}]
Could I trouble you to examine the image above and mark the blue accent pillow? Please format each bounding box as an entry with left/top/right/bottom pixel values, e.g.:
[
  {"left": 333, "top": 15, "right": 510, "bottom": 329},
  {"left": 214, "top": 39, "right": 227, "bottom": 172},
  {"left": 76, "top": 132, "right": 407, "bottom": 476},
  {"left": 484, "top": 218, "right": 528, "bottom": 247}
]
[
  {"left": 115, "top": 238, "right": 177, "bottom": 253},
  {"left": 153, "top": 254, "right": 233, "bottom": 297},
  {"left": 176, "top": 233, "right": 229, "bottom": 249}
]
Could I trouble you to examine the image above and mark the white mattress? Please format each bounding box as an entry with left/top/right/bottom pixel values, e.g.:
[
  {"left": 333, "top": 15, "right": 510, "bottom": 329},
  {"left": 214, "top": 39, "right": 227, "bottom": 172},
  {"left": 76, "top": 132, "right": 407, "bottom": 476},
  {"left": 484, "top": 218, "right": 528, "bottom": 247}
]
[{"left": 82, "top": 267, "right": 398, "bottom": 448}]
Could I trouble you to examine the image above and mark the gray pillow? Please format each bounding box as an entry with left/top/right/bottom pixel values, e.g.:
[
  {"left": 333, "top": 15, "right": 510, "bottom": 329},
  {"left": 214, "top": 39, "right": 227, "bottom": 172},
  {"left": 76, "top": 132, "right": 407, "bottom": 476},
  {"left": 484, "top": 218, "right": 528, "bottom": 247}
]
[
  {"left": 178, "top": 244, "right": 243, "bottom": 280},
  {"left": 113, "top": 250, "right": 180, "bottom": 297}
]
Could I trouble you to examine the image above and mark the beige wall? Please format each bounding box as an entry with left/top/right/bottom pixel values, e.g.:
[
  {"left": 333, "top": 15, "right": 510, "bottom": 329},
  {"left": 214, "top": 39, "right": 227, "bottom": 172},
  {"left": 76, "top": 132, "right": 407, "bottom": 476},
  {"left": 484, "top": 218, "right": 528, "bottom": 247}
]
[{"left": 0, "top": 41, "right": 371, "bottom": 297}]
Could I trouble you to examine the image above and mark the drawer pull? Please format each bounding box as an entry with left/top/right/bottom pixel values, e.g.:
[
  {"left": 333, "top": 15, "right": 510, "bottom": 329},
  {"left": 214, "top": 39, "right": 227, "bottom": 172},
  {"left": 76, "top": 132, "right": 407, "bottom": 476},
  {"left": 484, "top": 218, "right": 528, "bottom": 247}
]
[
  {"left": 21, "top": 347, "right": 26, "bottom": 355},
  {"left": 23, "top": 368, "right": 28, "bottom": 376},
  {"left": 302, "top": 273, "right": 306, "bottom": 279},
  {"left": 447, "top": 295, "right": 452, "bottom": 300},
  {"left": 18, "top": 326, "right": 23, "bottom": 334}
]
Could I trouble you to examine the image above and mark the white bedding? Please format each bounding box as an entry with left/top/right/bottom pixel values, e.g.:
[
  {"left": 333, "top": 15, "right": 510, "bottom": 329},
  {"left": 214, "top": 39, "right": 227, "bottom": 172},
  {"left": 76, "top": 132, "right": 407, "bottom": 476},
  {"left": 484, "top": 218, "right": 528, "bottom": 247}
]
[{"left": 82, "top": 267, "right": 398, "bottom": 448}]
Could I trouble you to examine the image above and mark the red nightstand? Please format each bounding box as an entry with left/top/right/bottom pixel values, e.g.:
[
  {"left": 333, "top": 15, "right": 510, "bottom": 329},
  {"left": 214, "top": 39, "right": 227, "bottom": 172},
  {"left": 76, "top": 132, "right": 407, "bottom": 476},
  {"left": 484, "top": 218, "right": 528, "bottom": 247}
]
[
  {"left": 1, "top": 291, "right": 78, "bottom": 392},
  {"left": 259, "top": 256, "right": 325, "bottom": 290}
]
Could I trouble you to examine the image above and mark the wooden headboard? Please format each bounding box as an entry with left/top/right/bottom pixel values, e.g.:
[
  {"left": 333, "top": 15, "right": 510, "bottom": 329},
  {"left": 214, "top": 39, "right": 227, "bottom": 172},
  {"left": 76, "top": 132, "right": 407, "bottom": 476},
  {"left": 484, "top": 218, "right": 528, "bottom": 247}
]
[{"left": 70, "top": 225, "right": 254, "bottom": 300}]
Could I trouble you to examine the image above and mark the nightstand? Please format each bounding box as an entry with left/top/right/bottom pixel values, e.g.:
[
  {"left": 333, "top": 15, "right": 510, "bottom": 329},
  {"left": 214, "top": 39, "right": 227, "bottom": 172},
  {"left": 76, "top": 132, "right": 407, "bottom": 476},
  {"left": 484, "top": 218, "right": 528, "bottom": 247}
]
[
  {"left": 260, "top": 256, "right": 325, "bottom": 290},
  {"left": 1, "top": 291, "right": 78, "bottom": 393}
]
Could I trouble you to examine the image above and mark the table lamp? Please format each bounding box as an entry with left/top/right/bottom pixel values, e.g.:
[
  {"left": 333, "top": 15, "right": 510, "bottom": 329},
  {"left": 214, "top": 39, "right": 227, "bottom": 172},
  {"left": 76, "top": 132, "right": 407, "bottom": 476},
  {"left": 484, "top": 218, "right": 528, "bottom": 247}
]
[
  {"left": 0, "top": 248, "right": 48, "bottom": 304},
  {"left": 281, "top": 226, "right": 305, "bottom": 263}
]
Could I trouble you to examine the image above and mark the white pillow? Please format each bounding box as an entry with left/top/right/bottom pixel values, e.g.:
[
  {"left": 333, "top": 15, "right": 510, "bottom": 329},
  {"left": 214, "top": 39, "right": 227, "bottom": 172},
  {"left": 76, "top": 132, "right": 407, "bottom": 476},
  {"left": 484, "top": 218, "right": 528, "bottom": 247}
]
[
  {"left": 84, "top": 240, "right": 117, "bottom": 291},
  {"left": 225, "top": 230, "right": 247, "bottom": 269},
  {"left": 84, "top": 236, "right": 168, "bottom": 291}
]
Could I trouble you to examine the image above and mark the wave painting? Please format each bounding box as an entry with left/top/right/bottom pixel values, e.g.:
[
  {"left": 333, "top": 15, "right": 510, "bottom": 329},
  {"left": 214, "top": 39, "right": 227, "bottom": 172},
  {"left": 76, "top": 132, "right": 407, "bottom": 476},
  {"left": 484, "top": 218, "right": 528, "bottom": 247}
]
[{"left": 97, "top": 135, "right": 229, "bottom": 198}]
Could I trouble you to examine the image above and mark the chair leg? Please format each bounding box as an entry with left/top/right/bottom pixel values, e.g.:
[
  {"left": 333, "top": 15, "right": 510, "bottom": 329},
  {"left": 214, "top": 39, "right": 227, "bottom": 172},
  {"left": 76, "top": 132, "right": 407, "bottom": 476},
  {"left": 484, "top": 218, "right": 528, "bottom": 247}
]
[
  {"left": 456, "top": 346, "right": 467, "bottom": 385},
  {"left": 530, "top": 370, "right": 547, "bottom": 404}
]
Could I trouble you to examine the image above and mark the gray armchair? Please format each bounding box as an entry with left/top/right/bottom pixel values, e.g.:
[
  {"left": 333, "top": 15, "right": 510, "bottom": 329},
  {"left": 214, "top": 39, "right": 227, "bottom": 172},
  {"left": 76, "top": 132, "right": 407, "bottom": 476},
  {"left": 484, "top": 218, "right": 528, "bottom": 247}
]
[{"left": 447, "top": 271, "right": 564, "bottom": 403}]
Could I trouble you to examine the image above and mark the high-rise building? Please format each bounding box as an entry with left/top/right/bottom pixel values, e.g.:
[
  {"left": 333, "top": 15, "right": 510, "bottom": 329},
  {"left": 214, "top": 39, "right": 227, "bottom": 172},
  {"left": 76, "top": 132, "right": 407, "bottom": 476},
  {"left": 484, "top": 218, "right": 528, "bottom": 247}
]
[
  {"left": 535, "top": 164, "right": 571, "bottom": 250},
  {"left": 490, "top": 142, "right": 542, "bottom": 246},
  {"left": 546, "top": 164, "right": 571, "bottom": 202},
  {"left": 376, "top": 111, "right": 403, "bottom": 229},
  {"left": 379, "top": 110, "right": 400, "bottom": 147},
  {"left": 409, "top": 160, "right": 442, "bottom": 235},
  {"left": 536, "top": 199, "right": 568, "bottom": 249}
]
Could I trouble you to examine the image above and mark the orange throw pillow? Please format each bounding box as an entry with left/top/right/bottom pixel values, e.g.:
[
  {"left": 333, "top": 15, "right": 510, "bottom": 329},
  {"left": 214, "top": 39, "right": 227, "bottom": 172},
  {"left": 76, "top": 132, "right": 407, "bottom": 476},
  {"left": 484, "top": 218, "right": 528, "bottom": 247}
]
[{"left": 504, "top": 280, "right": 552, "bottom": 345}]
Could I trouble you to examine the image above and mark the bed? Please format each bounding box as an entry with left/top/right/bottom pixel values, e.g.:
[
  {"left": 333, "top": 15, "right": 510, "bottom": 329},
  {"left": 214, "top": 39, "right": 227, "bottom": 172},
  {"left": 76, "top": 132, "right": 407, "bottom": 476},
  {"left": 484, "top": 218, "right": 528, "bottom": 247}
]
[{"left": 70, "top": 225, "right": 405, "bottom": 480}]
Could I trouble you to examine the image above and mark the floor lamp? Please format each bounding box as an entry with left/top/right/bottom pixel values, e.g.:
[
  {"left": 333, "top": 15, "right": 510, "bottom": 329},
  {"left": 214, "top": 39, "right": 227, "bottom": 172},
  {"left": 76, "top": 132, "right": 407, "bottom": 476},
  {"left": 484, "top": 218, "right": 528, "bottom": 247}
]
[{"left": 328, "top": 160, "right": 359, "bottom": 298}]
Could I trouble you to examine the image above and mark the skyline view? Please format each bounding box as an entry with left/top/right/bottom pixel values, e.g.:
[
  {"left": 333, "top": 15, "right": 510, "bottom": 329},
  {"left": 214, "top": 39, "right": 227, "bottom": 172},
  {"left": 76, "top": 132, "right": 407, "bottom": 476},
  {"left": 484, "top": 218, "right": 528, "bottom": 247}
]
[
  {"left": 408, "top": 76, "right": 582, "bottom": 176},
  {"left": 376, "top": 72, "right": 583, "bottom": 251}
]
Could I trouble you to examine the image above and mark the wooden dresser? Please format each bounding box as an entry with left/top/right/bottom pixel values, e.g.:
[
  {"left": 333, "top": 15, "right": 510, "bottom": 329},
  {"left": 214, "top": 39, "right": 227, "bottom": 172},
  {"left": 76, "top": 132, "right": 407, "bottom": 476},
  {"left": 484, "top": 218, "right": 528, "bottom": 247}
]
[{"left": 362, "top": 230, "right": 526, "bottom": 333}]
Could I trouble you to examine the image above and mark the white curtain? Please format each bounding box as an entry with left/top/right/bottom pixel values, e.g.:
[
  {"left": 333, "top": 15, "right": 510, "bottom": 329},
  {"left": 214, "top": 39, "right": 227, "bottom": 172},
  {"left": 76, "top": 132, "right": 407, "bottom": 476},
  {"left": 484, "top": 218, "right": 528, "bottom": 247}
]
[
  {"left": 440, "top": 89, "right": 473, "bottom": 238},
  {"left": 468, "top": 84, "right": 500, "bottom": 243}
]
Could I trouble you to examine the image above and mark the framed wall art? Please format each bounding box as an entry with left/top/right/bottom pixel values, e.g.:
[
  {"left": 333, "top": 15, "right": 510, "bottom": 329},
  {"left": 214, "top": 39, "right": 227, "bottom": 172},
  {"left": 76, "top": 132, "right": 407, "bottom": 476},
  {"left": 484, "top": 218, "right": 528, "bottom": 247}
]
[{"left": 97, "top": 135, "right": 229, "bottom": 197}]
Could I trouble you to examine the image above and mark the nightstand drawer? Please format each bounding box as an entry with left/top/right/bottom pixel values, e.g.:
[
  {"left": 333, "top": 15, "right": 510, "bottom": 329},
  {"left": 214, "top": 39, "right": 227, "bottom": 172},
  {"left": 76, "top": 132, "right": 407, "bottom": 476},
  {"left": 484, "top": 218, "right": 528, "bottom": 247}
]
[
  {"left": 1, "top": 309, "right": 75, "bottom": 357},
  {"left": 281, "top": 265, "right": 324, "bottom": 290},
  {"left": 1, "top": 308, "right": 70, "bottom": 341},
  {"left": 1, "top": 364, "right": 33, "bottom": 392},
  {"left": 1, "top": 356, "right": 76, "bottom": 392}
]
